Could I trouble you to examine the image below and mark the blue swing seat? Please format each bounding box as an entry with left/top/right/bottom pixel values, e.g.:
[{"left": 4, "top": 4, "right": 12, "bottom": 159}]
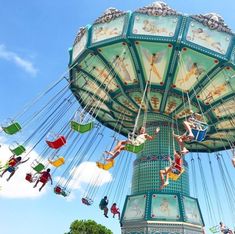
[{"left": 191, "top": 126, "right": 208, "bottom": 142}]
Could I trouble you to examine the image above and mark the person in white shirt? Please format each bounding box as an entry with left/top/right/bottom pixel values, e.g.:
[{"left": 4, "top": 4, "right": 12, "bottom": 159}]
[{"left": 105, "top": 126, "right": 160, "bottom": 161}]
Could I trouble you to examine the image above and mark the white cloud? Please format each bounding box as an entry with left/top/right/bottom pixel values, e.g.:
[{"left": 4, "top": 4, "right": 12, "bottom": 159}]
[
  {"left": 0, "top": 143, "right": 45, "bottom": 198},
  {"left": 55, "top": 161, "right": 113, "bottom": 200},
  {"left": 0, "top": 44, "right": 37, "bottom": 76}
]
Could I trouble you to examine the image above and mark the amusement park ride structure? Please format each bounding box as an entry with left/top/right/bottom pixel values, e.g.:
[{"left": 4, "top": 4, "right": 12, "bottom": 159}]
[{"left": 1, "top": 2, "right": 235, "bottom": 234}]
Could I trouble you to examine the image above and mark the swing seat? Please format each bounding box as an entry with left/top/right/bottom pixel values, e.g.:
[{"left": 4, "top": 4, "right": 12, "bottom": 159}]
[
  {"left": 10, "top": 145, "right": 26, "bottom": 156},
  {"left": 25, "top": 173, "right": 38, "bottom": 183},
  {"left": 49, "top": 157, "right": 65, "bottom": 167},
  {"left": 191, "top": 126, "right": 208, "bottom": 142},
  {"left": 96, "top": 159, "right": 114, "bottom": 170},
  {"left": 31, "top": 160, "right": 45, "bottom": 173},
  {"left": 209, "top": 225, "right": 220, "bottom": 233},
  {"left": 82, "top": 197, "right": 93, "bottom": 206},
  {"left": 25, "top": 173, "right": 33, "bottom": 183},
  {"left": 54, "top": 186, "right": 62, "bottom": 194},
  {"left": 168, "top": 168, "right": 185, "bottom": 181},
  {"left": 54, "top": 186, "right": 69, "bottom": 197},
  {"left": 70, "top": 121, "right": 94, "bottom": 133},
  {"left": 2, "top": 122, "right": 21, "bottom": 135},
  {"left": 124, "top": 143, "right": 144, "bottom": 153},
  {"left": 46, "top": 136, "right": 66, "bottom": 149}
]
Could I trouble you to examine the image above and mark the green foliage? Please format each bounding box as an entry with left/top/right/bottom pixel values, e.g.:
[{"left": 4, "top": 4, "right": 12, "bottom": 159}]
[{"left": 65, "top": 219, "right": 113, "bottom": 234}]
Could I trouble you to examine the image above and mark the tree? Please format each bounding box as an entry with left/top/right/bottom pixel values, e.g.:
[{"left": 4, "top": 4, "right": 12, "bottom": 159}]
[{"left": 65, "top": 219, "right": 113, "bottom": 234}]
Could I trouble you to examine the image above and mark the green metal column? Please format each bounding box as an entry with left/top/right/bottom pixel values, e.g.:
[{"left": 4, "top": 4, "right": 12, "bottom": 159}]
[{"left": 131, "top": 113, "right": 190, "bottom": 195}]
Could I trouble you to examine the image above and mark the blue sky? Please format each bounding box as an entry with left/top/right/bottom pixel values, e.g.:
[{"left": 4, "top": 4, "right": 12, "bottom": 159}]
[{"left": 0, "top": 1, "right": 235, "bottom": 234}]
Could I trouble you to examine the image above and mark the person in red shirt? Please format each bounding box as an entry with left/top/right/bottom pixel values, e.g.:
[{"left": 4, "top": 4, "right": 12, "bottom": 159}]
[
  {"left": 159, "top": 150, "right": 185, "bottom": 190},
  {"left": 33, "top": 168, "right": 53, "bottom": 191},
  {"left": 111, "top": 203, "right": 120, "bottom": 219}
]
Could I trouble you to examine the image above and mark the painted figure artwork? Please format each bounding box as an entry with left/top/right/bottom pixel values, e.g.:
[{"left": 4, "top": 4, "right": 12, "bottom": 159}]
[
  {"left": 217, "top": 120, "right": 234, "bottom": 129},
  {"left": 174, "top": 49, "right": 216, "bottom": 90},
  {"left": 213, "top": 99, "right": 235, "bottom": 118},
  {"left": 151, "top": 194, "right": 180, "bottom": 220},
  {"left": 183, "top": 197, "right": 202, "bottom": 225},
  {"left": 100, "top": 46, "right": 136, "bottom": 84},
  {"left": 114, "top": 56, "right": 132, "bottom": 82},
  {"left": 175, "top": 106, "right": 199, "bottom": 119},
  {"left": 198, "top": 71, "right": 232, "bottom": 104},
  {"left": 165, "top": 96, "right": 181, "bottom": 114},
  {"left": 92, "top": 16, "right": 125, "bottom": 43},
  {"left": 72, "top": 31, "right": 88, "bottom": 62},
  {"left": 142, "top": 48, "right": 166, "bottom": 81},
  {"left": 130, "top": 92, "right": 147, "bottom": 110},
  {"left": 124, "top": 195, "right": 146, "bottom": 220},
  {"left": 132, "top": 14, "right": 178, "bottom": 37},
  {"left": 186, "top": 21, "right": 231, "bottom": 55},
  {"left": 92, "top": 66, "right": 117, "bottom": 90},
  {"left": 117, "top": 96, "right": 138, "bottom": 112},
  {"left": 150, "top": 93, "right": 161, "bottom": 111},
  {"left": 137, "top": 42, "right": 172, "bottom": 84}
]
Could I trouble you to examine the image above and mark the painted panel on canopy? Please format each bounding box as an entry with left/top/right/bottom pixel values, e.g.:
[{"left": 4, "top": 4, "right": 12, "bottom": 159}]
[
  {"left": 116, "top": 95, "right": 138, "bottom": 112},
  {"left": 200, "top": 140, "right": 226, "bottom": 149},
  {"left": 164, "top": 95, "right": 182, "bottom": 115},
  {"left": 217, "top": 120, "right": 235, "bottom": 130},
  {"left": 80, "top": 54, "right": 118, "bottom": 91},
  {"left": 132, "top": 14, "right": 178, "bottom": 37},
  {"left": 100, "top": 43, "right": 137, "bottom": 84},
  {"left": 213, "top": 99, "right": 235, "bottom": 118},
  {"left": 112, "top": 103, "right": 134, "bottom": 117},
  {"left": 72, "top": 70, "right": 86, "bottom": 87},
  {"left": 149, "top": 92, "right": 162, "bottom": 112},
  {"left": 129, "top": 92, "right": 147, "bottom": 110},
  {"left": 122, "top": 122, "right": 135, "bottom": 128},
  {"left": 79, "top": 79, "right": 109, "bottom": 102},
  {"left": 151, "top": 194, "right": 180, "bottom": 220},
  {"left": 186, "top": 20, "right": 232, "bottom": 55},
  {"left": 136, "top": 41, "right": 172, "bottom": 84},
  {"left": 123, "top": 194, "right": 147, "bottom": 221},
  {"left": 72, "top": 30, "right": 88, "bottom": 62},
  {"left": 92, "top": 15, "right": 125, "bottom": 43},
  {"left": 197, "top": 67, "right": 235, "bottom": 105},
  {"left": 81, "top": 92, "right": 111, "bottom": 113},
  {"left": 210, "top": 132, "right": 235, "bottom": 140},
  {"left": 175, "top": 105, "right": 199, "bottom": 120},
  {"left": 97, "top": 111, "right": 115, "bottom": 122},
  {"left": 174, "top": 48, "right": 216, "bottom": 90},
  {"left": 112, "top": 112, "right": 134, "bottom": 122},
  {"left": 185, "top": 142, "right": 209, "bottom": 151}
]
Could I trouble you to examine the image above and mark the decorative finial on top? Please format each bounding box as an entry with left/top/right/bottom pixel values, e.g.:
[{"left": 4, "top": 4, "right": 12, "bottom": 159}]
[
  {"left": 73, "top": 27, "right": 86, "bottom": 45},
  {"left": 94, "top": 8, "right": 126, "bottom": 24},
  {"left": 135, "top": 1, "right": 179, "bottom": 16},
  {"left": 192, "top": 13, "right": 232, "bottom": 34}
]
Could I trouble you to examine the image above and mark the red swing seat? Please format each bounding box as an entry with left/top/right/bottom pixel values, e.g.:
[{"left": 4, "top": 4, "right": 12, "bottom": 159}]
[
  {"left": 82, "top": 197, "right": 93, "bottom": 206},
  {"left": 46, "top": 136, "right": 66, "bottom": 149},
  {"left": 54, "top": 186, "right": 62, "bottom": 194}
]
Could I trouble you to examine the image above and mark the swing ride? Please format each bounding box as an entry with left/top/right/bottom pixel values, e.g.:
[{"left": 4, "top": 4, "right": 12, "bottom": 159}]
[{"left": 1, "top": 1, "right": 235, "bottom": 234}]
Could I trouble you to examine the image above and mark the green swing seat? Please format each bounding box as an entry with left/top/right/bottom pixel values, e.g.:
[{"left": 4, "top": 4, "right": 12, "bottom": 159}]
[
  {"left": 70, "top": 121, "right": 94, "bottom": 133},
  {"left": 2, "top": 122, "right": 21, "bottom": 135},
  {"left": 10, "top": 145, "right": 26, "bottom": 156},
  {"left": 209, "top": 226, "right": 220, "bottom": 233},
  {"left": 31, "top": 160, "right": 45, "bottom": 173},
  {"left": 124, "top": 143, "right": 144, "bottom": 153}
]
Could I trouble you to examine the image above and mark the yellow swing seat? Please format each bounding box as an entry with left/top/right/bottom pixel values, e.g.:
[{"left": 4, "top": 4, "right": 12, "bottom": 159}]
[
  {"left": 96, "top": 159, "right": 114, "bottom": 170},
  {"left": 168, "top": 168, "right": 185, "bottom": 181},
  {"left": 49, "top": 157, "right": 65, "bottom": 167}
]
